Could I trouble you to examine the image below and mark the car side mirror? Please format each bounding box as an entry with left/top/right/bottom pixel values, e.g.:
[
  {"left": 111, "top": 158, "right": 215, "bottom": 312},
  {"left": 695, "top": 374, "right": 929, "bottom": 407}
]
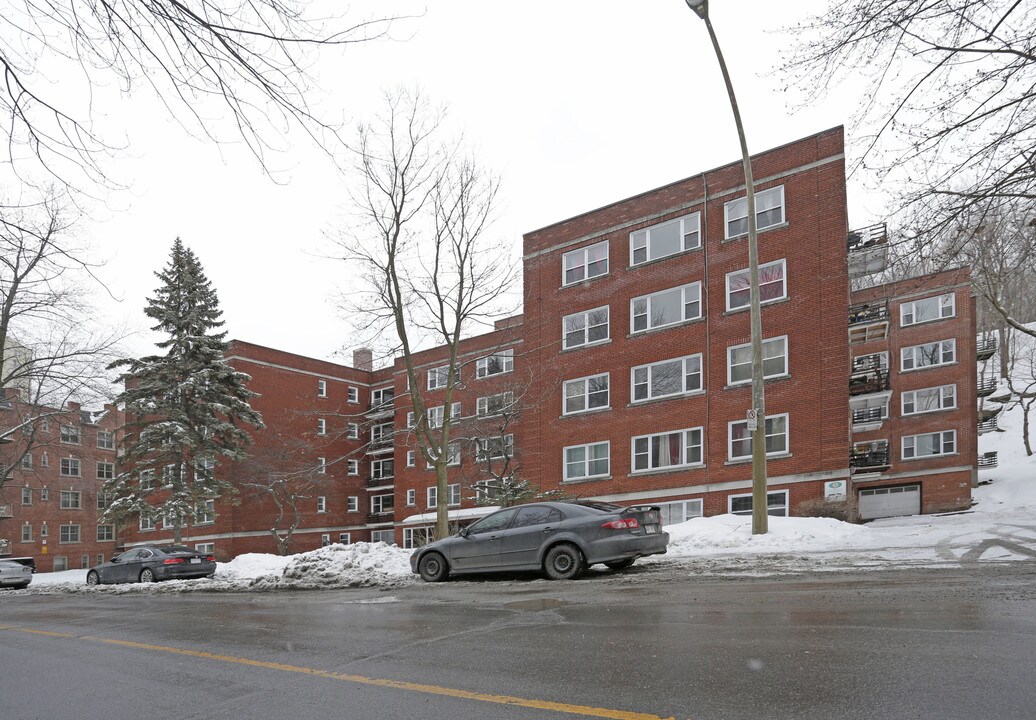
[
  {"left": 111, "top": 556, "right": 119, "bottom": 562},
  {"left": 459, "top": 527, "right": 470, "bottom": 538}
]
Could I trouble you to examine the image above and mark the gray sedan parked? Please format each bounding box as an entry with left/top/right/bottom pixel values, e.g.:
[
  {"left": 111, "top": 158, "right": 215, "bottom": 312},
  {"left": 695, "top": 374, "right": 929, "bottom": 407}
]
[
  {"left": 410, "top": 501, "right": 669, "bottom": 581},
  {"left": 0, "top": 559, "right": 33, "bottom": 589},
  {"left": 86, "top": 545, "right": 216, "bottom": 585}
]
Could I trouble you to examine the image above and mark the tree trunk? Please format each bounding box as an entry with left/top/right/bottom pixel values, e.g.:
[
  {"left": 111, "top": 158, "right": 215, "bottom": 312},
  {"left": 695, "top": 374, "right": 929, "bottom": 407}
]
[
  {"left": 1024, "top": 399, "right": 1033, "bottom": 457},
  {"left": 435, "top": 462, "right": 449, "bottom": 540},
  {"left": 998, "top": 323, "right": 1010, "bottom": 380}
]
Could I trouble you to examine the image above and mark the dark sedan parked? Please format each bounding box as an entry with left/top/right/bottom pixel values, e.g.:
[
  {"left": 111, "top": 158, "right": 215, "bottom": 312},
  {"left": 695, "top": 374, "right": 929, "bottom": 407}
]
[
  {"left": 86, "top": 545, "right": 216, "bottom": 585},
  {"left": 410, "top": 501, "right": 669, "bottom": 582}
]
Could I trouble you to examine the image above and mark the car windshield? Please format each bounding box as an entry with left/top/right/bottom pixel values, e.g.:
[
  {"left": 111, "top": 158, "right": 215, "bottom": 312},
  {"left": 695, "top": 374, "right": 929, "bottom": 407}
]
[{"left": 571, "top": 501, "right": 623, "bottom": 514}]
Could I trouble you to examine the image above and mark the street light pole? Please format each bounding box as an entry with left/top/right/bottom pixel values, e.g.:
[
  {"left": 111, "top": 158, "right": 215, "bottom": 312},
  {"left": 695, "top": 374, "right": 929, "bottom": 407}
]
[{"left": 684, "top": 0, "right": 768, "bottom": 534}]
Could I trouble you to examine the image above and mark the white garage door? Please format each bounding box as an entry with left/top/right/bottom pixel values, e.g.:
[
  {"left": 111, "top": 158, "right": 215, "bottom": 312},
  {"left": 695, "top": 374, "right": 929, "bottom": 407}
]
[{"left": 859, "top": 485, "right": 920, "bottom": 520}]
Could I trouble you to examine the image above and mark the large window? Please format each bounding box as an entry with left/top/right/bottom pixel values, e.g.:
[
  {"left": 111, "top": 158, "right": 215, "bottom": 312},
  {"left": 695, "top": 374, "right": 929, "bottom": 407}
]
[
  {"left": 427, "top": 403, "right": 461, "bottom": 429},
  {"left": 371, "top": 494, "right": 394, "bottom": 514},
  {"left": 632, "top": 428, "right": 704, "bottom": 472},
  {"left": 902, "top": 430, "right": 956, "bottom": 459},
  {"left": 563, "top": 442, "right": 610, "bottom": 481},
  {"left": 726, "top": 259, "right": 786, "bottom": 311},
  {"left": 728, "top": 414, "right": 789, "bottom": 461},
  {"left": 59, "top": 525, "right": 80, "bottom": 543},
  {"left": 630, "top": 282, "right": 701, "bottom": 333},
  {"left": 60, "top": 425, "right": 80, "bottom": 444},
  {"left": 563, "top": 373, "right": 610, "bottom": 414},
  {"left": 477, "top": 435, "right": 514, "bottom": 460},
  {"left": 901, "top": 293, "right": 955, "bottom": 327},
  {"left": 724, "top": 185, "right": 785, "bottom": 238},
  {"left": 60, "top": 458, "right": 80, "bottom": 477},
  {"left": 60, "top": 490, "right": 81, "bottom": 509},
  {"left": 563, "top": 306, "right": 610, "bottom": 349},
  {"left": 630, "top": 212, "right": 701, "bottom": 265},
  {"left": 96, "top": 461, "right": 115, "bottom": 480},
  {"left": 426, "top": 443, "right": 461, "bottom": 468},
  {"left": 371, "top": 458, "right": 394, "bottom": 480},
  {"left": 195, "top": 500, "right": 216, "bottom": 524},
  {"left": 427, "top": 365, "right": 450, "bottom": 390},
  {"left": 96, "top": 431, "right": 115, "bottom": 450},
  {"left": 447, "top": 483, "right": 461, "bottom": 506},
  {"left": 902, "top": 339, "right": 956, "bottom": 371},
  {"left": 562, "top": 241, "right": 609, "bottom": 286},
  {"left": 404, "top": 527, "right": 434, "bottom": 550},
  {"left": 21, "top": 487, "right": 31, "bottom": 505},
  {"left": 97, "top": 525, "right": 115, "bottom": 542},
  {"left": 631, "top": 355, "right": 702, "bottom": 402},
  {"left": 728, "top": 336, "right": 788, "bottom": 385},
  {"left": 728, "top": 490, "right": 789, "bottom": 517},
  {"left": 656, "top": 499, "right": 704, "bottom": 526},
  {"left": 477, "top": 392, "right": 514, "bottom": 417},
  {"left": 902, "top": 385, "right": 956, "bottom": 415},
  {"left": 476, "top": 350, "right": 514, "bottom": 378}
]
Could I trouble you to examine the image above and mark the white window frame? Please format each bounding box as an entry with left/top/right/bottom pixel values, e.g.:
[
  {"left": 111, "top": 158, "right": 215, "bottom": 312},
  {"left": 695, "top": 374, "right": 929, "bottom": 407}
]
[
  {"left": 728, "top": 489, "right": 789, "bottom": 517},
  {"left": 726, "top": 259, "right": 786, "bottom": 311},
  {"left": 60, "top": 424, "right": 80, "bottom": 444},
  {"left": 902, "top": 430, "right": 956, "bottom": 460},
  {"left": 21, "top": 487, "right": 31, "bottom": 505},
  {"left": 339, "top": 533, "right": 351, "bottom": 545},
  {"left": 347, "top": 496, "right": 359, "bottom": 513},
  {"left": 195, "top": 499, "right": 216, "bottom": 525},
  {"left": 317, "top": 496, "right": 327, "bottom": 513},
  {"left": 406, "top": 488, "right": 416, "bottom": 506},
  {"left": 317, "top": 457, "right": 327, "bottom": 474},
  {"left": 632, "top": 427, "right": 704, "bottom": 473},
  {"left": 372, "top": 457, "right": 394, "bottom": 480},
  {"left": 96, "top": 431, "right": 115, "bottom": 450},
  {"left": 321, "top": 533, "right": 331, "bottom": 547},
  {"left": 656, "top": 499, "right": 704, "bottom": 526},
  {"left": 96, "top": 461, "right": 115, "bottom": 480},
  {"left": 426, "top": 486, "right": 438, "bottom": 508},
  {"left": 21, "top": 524, "right": 32, "bottom": 542},
  {"left": 630, "top": 212, "right": 701, "bottom": 266},
  {"left": 347, "top": 423, "right": 359, "bottom": 440},
  {"left": 901, "top": 339, "right": 956, "bottom": 372},
  {"left": 195, "top": 543, "right": 215, "bottom": 554},
  {"left": 901, "top": 385, "right": 957, "bottom": 416},
  {"left": 60, "top": 490, "right": 81, "bottom": 509},
  {"left": 347, "top": 387, "right": 359, "bottom": 403},
  {"left": 427, "top": 365, "right": 450, "bottom": 390},
  {"left": 139, "top": 515, "right": 155, "bottom": 531},
  {"left": 59, "top": 524, "right": 80, "bottom": 544},
  {"left": 563, "top": 441, "right": 610, "bottom": 481},
  {"left": 631, "top": 355, "right": 702, "bottom": 403},
  {"left": 60, "top": 457, "right": 81, "bottom": 477},
  {"left": 728, "top": 414, "right": 789, "bottom": 461},
  {"left": 316, "top": 418, "right": 326, "bottom": 436},
  {"left": 477, "top": 434, "right": 514, "bottom": 461},
  {"left": 727, "top": 336, "right": 788, "bottom": 386},
  {"left": 447, "top": 483, "right": 461, "bottom": 506},
  {"left": 900, "top": 293, "right": 956, "bottom": 327},
  {"left": 630, "top": 282, "right": 702, "bottom": 334},
  {"left": 724, "top": 185, "right": 785, "bottom": 239},
  {"left": 317, "top": 379, "right": 327, "bottom": 397},
  {"left": 562, "top": 241, "right": 609, "bottom": 286},
  {"left": 477, "top": 392, "right": 514, "bottom": 417},
  {"left": 563, "top": 306, "right": 610, "bottom": 350},
  {"left": 476, "top": 349, "right": 514, "bottom": 378},
  {"left": 563, "top": 373, "right": 610, "bottom": 415},
  {"left": 347, "top": 459, "right": 359, "bottom": 476},
  {"left": 406, "top": 450, "right": 416, "bottom": 467},
  {"left": 21, "top": 453, "right": 32, "bottom": 469},
  {"left": 403, "top": 526, "right": 434, "bottom": 550},
  {"left": 427, "top": 402, "right": 461, "bottom": 429},
  {"left": 96, "top": 524, "right": 115, "bottom": 542}
]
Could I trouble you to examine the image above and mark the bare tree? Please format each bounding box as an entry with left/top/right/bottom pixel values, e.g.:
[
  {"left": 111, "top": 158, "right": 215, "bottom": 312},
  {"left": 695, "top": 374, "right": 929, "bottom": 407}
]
[
  {"left": 785, "top": 1, "right": 1035, "bottom": 245},
  {"left": 0, "top": 1, "right": 398, "bottom": 188},
  {"left": 334, "top": 89, "right": 520, "bottom": 539},
  {"left": 0, "top": 188, "right": 123, "bottom": 489}
]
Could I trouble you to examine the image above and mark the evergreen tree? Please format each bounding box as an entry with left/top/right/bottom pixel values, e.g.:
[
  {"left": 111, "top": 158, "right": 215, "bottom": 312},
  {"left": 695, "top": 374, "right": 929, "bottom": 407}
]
[{"left": 103, "top": 239, "right": 263, "bottom": 543}]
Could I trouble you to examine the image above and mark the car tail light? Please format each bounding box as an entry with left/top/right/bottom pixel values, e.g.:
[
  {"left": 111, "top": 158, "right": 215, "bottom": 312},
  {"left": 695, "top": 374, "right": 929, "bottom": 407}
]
[
  {"left": 205, "top": 555, "right": 215, "bottom": 562},
  {"left": 601, "top": 518, "right": 640, "bottom": 530},
  {"left": 162, "top": 558, "right": 185, "bottom": 565}
]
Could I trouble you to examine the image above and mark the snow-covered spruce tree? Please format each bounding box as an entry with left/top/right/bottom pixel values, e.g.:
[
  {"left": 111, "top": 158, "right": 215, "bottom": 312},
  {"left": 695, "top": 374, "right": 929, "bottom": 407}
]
[{"left": 103, "top": 239, "right": 263, "bottom": 543}]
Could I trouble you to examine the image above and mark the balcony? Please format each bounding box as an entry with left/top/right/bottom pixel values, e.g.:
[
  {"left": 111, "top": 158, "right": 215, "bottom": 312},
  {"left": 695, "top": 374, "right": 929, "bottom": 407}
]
[
  {"left": 848, "top": 300, "right": 890, "bottom": 344},
  {"left": 366, "top": 395, "right": 395, "bottom": 419},
  {"left": 365, "top": 438, "right": 394, "bottom": 456},
  {"left": 851, "top": 405, "right": 886, "bottom": 432},
  {"left": 847, "top": 223, "right": 889, "bottom": 278},
  {"left": 0, "top": 503, "right": 12, "bottom": 518},
  {"left": 366, "top": 511, "right": 394, "bottom": 524},
  {"left": 976, "top": 337, "right": 997, "bottom": 361},
  {"left": 366, "top": 475, "right": 394, "bottom": 488},
  {"left": 977, "top": 378, "right": 998, "bottom": 398},
  {"left": 850, "top": 441, "right": 890, "bottom": 473},
  {"left": 978, "top": 411, "right": 1002, "bottom": 434},
  {"left": 850, "top": 369, "right": 891, "bottom": 397},
  {"left": 977, "top": 451, "right": 999, "bottom": 469}
]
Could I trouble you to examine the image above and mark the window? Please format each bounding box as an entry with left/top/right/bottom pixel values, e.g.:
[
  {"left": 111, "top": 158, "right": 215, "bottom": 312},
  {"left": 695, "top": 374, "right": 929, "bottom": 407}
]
[
  {"left": 563, "top": 306, "right": 610, "bottom": 350},
  {"left": 140, "top": 515, "right": 154, "bottom": 531},
  {"left": 403, "top": 527, "right": 433, "bottom": 549},
  {"left": 477, "top": 435, "right": 514, "bottom": 460},
  {"left": 59, "top": 524, "right": 80, "bottom": 543},
  {"left": 372, "top": 529, "right": 396, "bottom": 544},
  {"left": 316, "top": 457, "right": 327, "bottom": 475},
  {"left": 195, "top": 457, "right": 214, "bottom": 481},
  {"left": 902, "top": 340, "right": 956, "bottom": 371},
  {"left": 53, "top": 556, "right": 67, "bottom": 572},
  {"left": 80, "top": 554, "right": 90, "bottom": 569},
  {"left": 630, "top": 282, "right": 701, "bottom": 333},
  {"left": 321, "top": 534, "right": 331, "bottom": 547},
  {"left": 728, "top": 414, "right": 789, "bottom": 461},
  {"left": 20, "top": 487, "right": 31, "bottom": 505},
  {"left": 477, "top": 392, "right": 514, "bottom": 417},
  {"left": 372, "top": 422, "right": 393, "bottom": 445},
  {"left": 195, "top": 500, "right": 215, "bottom": 524},
  {"left": 348, "top": 387, "right": 359, "bottom": 403},
  {"left": 563, "top": 373, "right": 610, "bottom": 414},
  {"left": 726, "top": 259, "right": 786, "bottom": 311},
  {"left": 725, "top": 185, "right": 785, "bottom": 238},
  {"left": 96, "top": 525, "right": 114, "bottom": 542},
  {"left": 901, "top": 293, "right": 955, "bottom": 327},
  {"left": 347, "top": 423, "right": 359, "bottom": 439},
  {"left": 372, "top": 387, "right": 394, "bottom": 407},
  {"left": 563, "top": 441, "right": 610, "bottom": 481},
  {"left": 60, "top": 425, "right": 80, "bottom": 444},
  {"left": 195, "top": 543, "right": 215, "bottom": 554},
  {"left": 347, "top": 496, "right": 359, "bottom": 512},
  {"left": 21, "top": 524, "right": 31, "bottom": 542},
  {"left": 348, "top": 459, "right": 360, "bottom": 476},
  {"left": 406, "top": 451, "right": 416, "bottom": 467},
  {"left": 728, "top": 490, "right": 789, "bottom": 517},
  {"left": 630, "top": 212, "right": 701, "bottom": 265},
  {"left": 39, "top": 523, "right": 48, "bottom": 537},
  {"left": 21, "top": 453, "right": 31, "bottom": 469},
  {"left": 427, "top": 403, "right": 461, "bottom": 429},
  {"left": 903, "top": 430, "right": 956, "bottom": 459},
  {"left": 657, "top": 499, "right": 704, "bottom": 526},
  {"left": 339, "top": 533, "right": 351, "bottom": 544},
  {"left": 728, "top": 336, "right": 788, "bottom": 385},
  {"left": 97, "top": 492, "right": 112, "bottom": 510},
  {"left": 426, "top": 486, "right": 438, "bottom": 508},
  {"left": 96, "top": 461, "right": 115, "bottom": 481},
  {"left": 40, "top": 487, "right": 48, "bottom": 501},
  {"left": 317, "top": 379, "right": 327, "bottom": 397},
  {"left": 902, "top": 385, "right": 957, "bottom": 416},
  {"left": 60, "top": 490, "right": 82, "bottom": 509},
  {"left": 407, "top": 489, "right": 416, "bottom": 506},
  {"left": 317, "top": 496, "right": 327, "bottom": 513},
  {"left": 447, "top": 483, "right": 461, "bottom": 506},
  {"left": 371, "top": 494, "right": 394, "bottom": 514},
  {"left": 406, "top": 411, "right": 416, "bottom": 429},
  {"left": 632, "top": 428, "right": 704, "bottom": 472},
  {"left": 562, "top": 241, "right": 609, "bottom": 286},
  {"left": 40, "top": 451, "right": 48, "bottom": 468},
  {"left": 60, "top": 458, "right": 80, "bottom": 477},
  {"left": 96, "top": 431, "right": 115, "bottom": 450},
  {"left": 40, "top": 418, "right": 49, "bottom": 432},
  {"left": 139, "top": 469, "right": 155, "bottom": 490},
  {"left": 372, "top": 458, "right": 394, "bottom": 480},
  {"left": 476, "top": 349, "right": 514, "bottom": 378},
  {"left": 428, "top": 365, "right": 450, "bottom": 390},
  {"left": 316, "top": 418, "right": 326, "bottom": 436},
  {"left": 96, "top": 554, "right": 105, "bottom": 565},
  {"left": 632, "top": 355, "right": 702, "bottom": 402}
]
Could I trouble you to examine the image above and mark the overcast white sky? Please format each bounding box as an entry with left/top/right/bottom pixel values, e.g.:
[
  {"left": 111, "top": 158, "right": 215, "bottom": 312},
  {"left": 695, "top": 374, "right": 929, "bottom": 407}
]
[{"left": 77, "top": 0, "right": 878, "bottom": 366}]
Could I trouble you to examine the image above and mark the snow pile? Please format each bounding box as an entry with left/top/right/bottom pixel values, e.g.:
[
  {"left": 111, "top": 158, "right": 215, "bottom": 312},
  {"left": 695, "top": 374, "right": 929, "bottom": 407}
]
[
  {"left": 245, "top": 542, "right": 414, "bottom": 590},
  {"left": 667, "top": 514, "right": 870, "bottom": 556},
  {"left": 215, "top": 552, "right": 293, "bottom": 581}
]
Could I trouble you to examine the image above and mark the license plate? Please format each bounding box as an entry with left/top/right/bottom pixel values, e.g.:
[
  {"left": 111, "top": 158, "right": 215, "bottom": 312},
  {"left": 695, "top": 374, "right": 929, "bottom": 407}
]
[
  {"left": 645, "top": 525, "right": 659, "bottom": 534},
  {"left": 190, "top": 558, "right": 201, "bottom": 564}
]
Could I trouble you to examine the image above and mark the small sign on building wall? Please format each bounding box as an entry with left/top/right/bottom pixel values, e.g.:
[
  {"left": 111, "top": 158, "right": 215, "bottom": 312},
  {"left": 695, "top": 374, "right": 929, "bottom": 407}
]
[
  {"left": 746, "top": 408, "right": 758, "bottom": 431},
  {"left": 825, "top": 480, "right": 847, "bottom": 501}
]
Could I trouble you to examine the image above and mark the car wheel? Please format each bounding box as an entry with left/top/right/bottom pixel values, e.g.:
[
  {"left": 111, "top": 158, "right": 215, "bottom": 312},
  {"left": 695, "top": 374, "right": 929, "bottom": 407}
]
[
  {"left": 604, "top": 558, "right": 636, "bottom": 571},
  {"left": 14, "top": 582, "right": 30, "bottom": 590},
  {"left": 86, "top": 571, "right": 100, "bottom": 586},
  {"left": 418, "top": 552, "right": 449, "bottom": 582},
  {"left": 544, "top": 544, "right": 583, "bottom": 580},
  {"left": 139, "top": 568, "right": 156, "bottom": 583}
]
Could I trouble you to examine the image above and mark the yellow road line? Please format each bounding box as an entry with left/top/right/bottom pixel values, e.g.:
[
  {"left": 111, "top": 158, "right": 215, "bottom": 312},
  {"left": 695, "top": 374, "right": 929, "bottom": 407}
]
[{"left": 1, "top": 626, "right": 679, "bottom": 720}]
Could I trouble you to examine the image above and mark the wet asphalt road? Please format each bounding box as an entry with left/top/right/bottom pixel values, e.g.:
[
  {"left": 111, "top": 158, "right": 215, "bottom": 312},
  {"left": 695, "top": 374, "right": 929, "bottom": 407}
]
[{"left": 2, "top": 561, "right": 1035, "bottom": 720}]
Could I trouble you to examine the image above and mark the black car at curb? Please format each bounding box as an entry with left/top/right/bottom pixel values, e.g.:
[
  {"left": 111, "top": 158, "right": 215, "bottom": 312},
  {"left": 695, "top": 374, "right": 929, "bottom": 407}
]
[{"left": 86, "top": 545, "right": 216, "bottom": 585}]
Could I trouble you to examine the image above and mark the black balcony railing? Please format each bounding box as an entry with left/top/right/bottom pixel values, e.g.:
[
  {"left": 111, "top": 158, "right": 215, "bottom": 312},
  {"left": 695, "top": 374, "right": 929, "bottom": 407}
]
[
  {"left": 850, "top": 448, "right": 891, "bottom": 470},
  {"left": 978, "top": 417, "right": 1000, "bottom": 433},
  {"left": 847, "top": 223, "right": 888, "bottom": 252},
  {"left": 976, "top": 337, "right": 997, "bottom": 361},
  {"left": 366, "top": 438, "right": 393, "bottom": 452},
  {"left": 848, "top": 301, "right": 889, "bottom": 326},
  {"left": 366, "top": 475, "right": 394, "bottom": 487},
  {"left": 977, "top": 378, "right": 998, "bottom": 397},
  {"left": 852, "top": 355, "right": 886, "bottom": 375},
  {"left": 977, "top": 452, "right": 999, "bottom": 469},
  {"left": 366, "top": 511, "right": 394, "bottom": 523},
  {"left": 367, "top": 397, "right": 395, "bottom": 414},
  {"left": 850, "top": 370, "right": 891, "bottom": 396},
  {"left": 0, "top": 503, "right": 12, "bottom": 518},
  {"left": 852, "top": 406, "right": 886, "bottom": 425}
]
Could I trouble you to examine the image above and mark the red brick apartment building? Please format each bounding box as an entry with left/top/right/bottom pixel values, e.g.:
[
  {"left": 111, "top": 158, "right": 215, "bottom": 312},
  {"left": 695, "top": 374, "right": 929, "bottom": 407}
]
[{"left": 2, "top": 127, "right": 983, "bottom": 562}]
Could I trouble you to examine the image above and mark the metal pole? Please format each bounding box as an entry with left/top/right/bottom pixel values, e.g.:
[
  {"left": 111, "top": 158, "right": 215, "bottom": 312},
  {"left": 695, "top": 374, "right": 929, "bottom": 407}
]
[{"left": 687, "top": 0, "right": 768, "bottom": 534}]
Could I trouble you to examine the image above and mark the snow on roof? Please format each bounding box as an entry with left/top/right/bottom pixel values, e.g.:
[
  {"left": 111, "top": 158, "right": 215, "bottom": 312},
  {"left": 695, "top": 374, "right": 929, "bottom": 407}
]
[{"left": 400, "top": 505, "right": 500, "bottom": 525}]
